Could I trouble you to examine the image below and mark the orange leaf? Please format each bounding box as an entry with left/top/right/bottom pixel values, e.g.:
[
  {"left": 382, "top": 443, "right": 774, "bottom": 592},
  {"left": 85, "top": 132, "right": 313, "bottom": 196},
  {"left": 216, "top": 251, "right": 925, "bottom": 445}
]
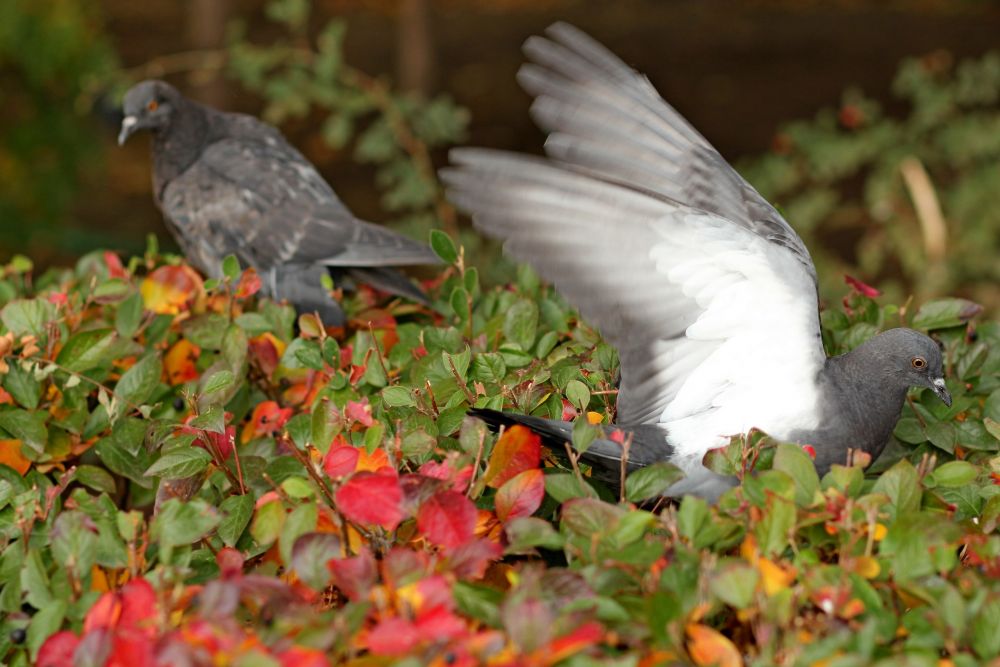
[
  {"left": 0, "top": 439, "right": 31, "bottom": 475},
  {"left": 140, "top": 265, "right": 203, "bottom": 314},
  {"left": 495, "top": 468, "right": 545, "bottom": 523},
  {"left": 356, "top": 447, "right": 391, "bottom": 473},
  {"left": 482, "top": 425, "right": 541, "bottom": 489},
  {"left": 686, "top": 624, "right": 743, "bottom": 667},
  {"left": 164, "top": 339, "right": 200, "bottom": 385},
  {"left": 241, "top": 400, "right": 292, "bottom": 443}
]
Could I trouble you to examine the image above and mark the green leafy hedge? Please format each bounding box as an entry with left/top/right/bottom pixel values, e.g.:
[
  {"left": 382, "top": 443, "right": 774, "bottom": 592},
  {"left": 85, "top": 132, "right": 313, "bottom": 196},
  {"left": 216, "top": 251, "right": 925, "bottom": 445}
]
[{"left": 0, "top": 240, "right": 999, "bottom": 667}]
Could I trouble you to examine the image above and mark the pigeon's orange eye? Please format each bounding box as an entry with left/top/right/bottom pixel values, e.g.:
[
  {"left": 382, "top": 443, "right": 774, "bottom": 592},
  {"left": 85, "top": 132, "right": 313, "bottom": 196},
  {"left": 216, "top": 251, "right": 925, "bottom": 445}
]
[
  {"left": 912, "top": 357, "right": 927, "bottom": 369},
  {"left": 147, "top": 100, "right": 159, "bottom": 112}
]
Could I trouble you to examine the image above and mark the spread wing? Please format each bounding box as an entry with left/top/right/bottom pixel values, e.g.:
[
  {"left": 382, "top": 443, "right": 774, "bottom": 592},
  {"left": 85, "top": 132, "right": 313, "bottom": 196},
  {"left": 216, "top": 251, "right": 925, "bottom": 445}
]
[
  {"left": 160, "top": 134, "right": 439, "bottom": 272},
  {"left": 442, "top": 24, "right": 826, "bottom": 451}
]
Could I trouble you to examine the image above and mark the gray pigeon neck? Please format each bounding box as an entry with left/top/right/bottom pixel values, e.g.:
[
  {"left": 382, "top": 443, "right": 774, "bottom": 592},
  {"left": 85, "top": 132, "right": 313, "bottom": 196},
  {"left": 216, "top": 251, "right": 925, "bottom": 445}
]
[
  {"left": 809, "top": 347, "right": 909, "bottom": 471},
  {"left": 151, "top": 99, "right": 213, "bottom": 202}
]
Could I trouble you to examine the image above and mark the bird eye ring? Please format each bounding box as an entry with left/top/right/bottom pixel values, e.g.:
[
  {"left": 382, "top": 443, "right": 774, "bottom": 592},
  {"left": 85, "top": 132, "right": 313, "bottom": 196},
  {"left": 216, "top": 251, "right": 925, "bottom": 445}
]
[
  {"left": 912, "top": 356, "right": 927, "bottom": 369},
  {"left": 147, "top": 100, "right": 159, "bottom": 112}
]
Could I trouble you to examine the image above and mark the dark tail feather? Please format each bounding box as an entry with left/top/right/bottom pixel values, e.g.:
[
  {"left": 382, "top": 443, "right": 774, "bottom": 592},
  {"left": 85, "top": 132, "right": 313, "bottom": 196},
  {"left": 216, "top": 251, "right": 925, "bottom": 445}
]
[{"left": 345, "top": 266, "right": 431, "bottom": 305}]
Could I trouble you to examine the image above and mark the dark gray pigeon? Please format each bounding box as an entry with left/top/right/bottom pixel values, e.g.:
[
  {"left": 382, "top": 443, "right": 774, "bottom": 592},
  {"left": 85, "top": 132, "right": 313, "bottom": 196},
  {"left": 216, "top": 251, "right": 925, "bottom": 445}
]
[
  {"left": 118, "top": 80, "right": 440, "bottom": 326},
  {"left": 441, "top": 23, "right": 953, "bottom": 500}
]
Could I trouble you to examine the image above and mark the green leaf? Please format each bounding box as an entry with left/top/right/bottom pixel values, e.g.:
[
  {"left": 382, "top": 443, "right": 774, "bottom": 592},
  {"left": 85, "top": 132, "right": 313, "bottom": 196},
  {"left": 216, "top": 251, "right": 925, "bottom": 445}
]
[
  {"left": 56, "top": 328, "right": 116, "bottom": 372},
  {"left": 503, "top": 300, "right": 538, "bottom": 352},
  {"left": 504, "top": 517, "right": 565, "bottom": 552},
  {"left": 2, "top": 362, "right": 41, "bottom": 409},
  {"left": 710, "top": 562, "right": 760, "bottom": 609},
  {"left": 201, "top": 369, "right": 235, "bottom": 397},
  {"left": 625, "top": 462, "right": 684, "bottom": 503},
  {"left": 250, "top": 496, "right": 285, "bottom": 547},
  {"left": 73, "top": 465, "right": 117, "bottom": 495},
  {"left": 115, "top": 291, "right": 145, "bottom": 338},
  {"left": 291, "top": 532, "right": 341, "bottom": 590},
  {"left": 872, "top": 459, "right": 922, "bottom": 516},
  {"left": 218, "top": 494, "right": 254, "bottom": 547},
  {"left": 430, "top": 230, "right": 458, "bottom": 264},
  {"left": 1, "top": 299, "right": 55, "bottom": 338},
  {"left": 0, "top": 409, "right": 48, "bottom": 455},
  {"left": 912, "top": 298, "right": 982, "bottom": 330},
  {"left": 222, "top": 254, "right": 241, "bottom": 281},
  {"left": 51, "top": 510, "right": 98, "bottom": 577},
  {"left": 27, "top": 599, "right": 66, "bottom": 661},
  {"left": 152, "top": 499, "right": 221, "bottom": 563},
  {"left": 114, "top": 354, "right": 161, "bottom": 414},
  {"left": 544, "top": 473, "right": 597, "bottom": 503},
  {"left": 279, "top": 502, "right": 318, "bottom": 566},
  {"left": 773, "top": 443, "right": 821, "bottom": 506},
  {"left": 382, "top": 386, "right": 416, "bottom": 408},
  {"left": 453, "top": 582, "right": 502, "bottom": 628},
  {"left": 928, "top": 460, "right": 979, "bottom": 487},
  {"left": 565, "top": 379, "right": 590, "bottom": 413},
  {"left": 144, "top": 447, "right": 212, "bottom": 479}
]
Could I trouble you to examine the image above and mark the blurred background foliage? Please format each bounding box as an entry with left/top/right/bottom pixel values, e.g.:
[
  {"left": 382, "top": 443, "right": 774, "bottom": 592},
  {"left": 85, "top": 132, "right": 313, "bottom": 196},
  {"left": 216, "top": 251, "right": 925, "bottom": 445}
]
[{"left": 1, "top": 0, "right": 999, "bottom": 309}]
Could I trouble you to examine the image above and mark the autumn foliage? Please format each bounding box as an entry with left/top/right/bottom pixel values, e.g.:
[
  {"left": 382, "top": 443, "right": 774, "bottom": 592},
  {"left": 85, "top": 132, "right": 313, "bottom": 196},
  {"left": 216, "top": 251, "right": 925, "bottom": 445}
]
[{"left": 1, "top": 240, "right": 999, "bottom": 667}]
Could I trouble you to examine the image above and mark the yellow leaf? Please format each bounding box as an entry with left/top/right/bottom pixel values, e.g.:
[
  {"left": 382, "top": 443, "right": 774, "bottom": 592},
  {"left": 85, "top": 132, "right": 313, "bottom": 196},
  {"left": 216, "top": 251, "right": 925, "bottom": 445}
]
[
  {"left": 140, "top": 265, "right": 203, "bottom": 314},
  {"left": 164, "top": 339, "right": 201, "bottom": 385},
  {"left": 0, "top": 439, "right": 31, "bottom": 475},
  {"left": 586, "top": 411, "right": 604, "bottom": 425},
  {"left": 686, "top": 624, "right": 743, "bottom": 667},
  {"left": 758, "top": 557, "right": 795, "bottom": 596},
  {"left": 853, "top": 556, "right": 881, "bottom": 579},
  {"left": 870, "top": 523, "right": 888, "bottom": 541}
]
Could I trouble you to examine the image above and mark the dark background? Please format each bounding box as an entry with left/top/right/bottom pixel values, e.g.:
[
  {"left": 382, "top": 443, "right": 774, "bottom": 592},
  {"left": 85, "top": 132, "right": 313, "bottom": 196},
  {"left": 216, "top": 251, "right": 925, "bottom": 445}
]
[{"left": 4, "top": 0, "right": 1000, "bottom": 269}]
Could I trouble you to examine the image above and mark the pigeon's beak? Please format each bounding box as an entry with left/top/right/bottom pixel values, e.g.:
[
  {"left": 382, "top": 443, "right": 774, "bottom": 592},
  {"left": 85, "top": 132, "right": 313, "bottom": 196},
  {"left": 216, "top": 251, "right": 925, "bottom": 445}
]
[
  {"left": 931, "top": 378, "right": 952, "bottom": 407},
  {"left": 118, "top": 116, "right": 138, "bottom": 146}
]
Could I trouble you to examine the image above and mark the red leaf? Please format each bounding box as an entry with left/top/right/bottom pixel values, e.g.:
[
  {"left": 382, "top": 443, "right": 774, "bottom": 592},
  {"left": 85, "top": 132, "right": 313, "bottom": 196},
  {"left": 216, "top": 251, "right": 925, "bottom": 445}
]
[
  {"left": 495, "top": 468, "right": 545, "bottom": 523},
  {"left": 802, "top": 445, "right": 817, "bottom": 460},
  {"left": 249, "top": 333, "right": 285, "bottom": 379},
  {"left": 417, "top": 490, "right": 477, "bottom": 549},
  {"left": 278, "top": 646, "right": 330, "bottom": 667},
  {"left": 118, "top": 578, "right": 157, "bottom": 634},
  {"left": 414, "top": 605, "right": 467, "bottom": 641},
  {"left": 104, "top": 251, "right": 127, "bottom": 279},
  {"left": 105, "top": 632, "right": 156, "bottom": 667},
  {"left": 561, "top": 399, "right": 578, "bottom": 421},
  {"left": 419, "top": 460, "right": 473, "bottom": 494},
  {"left": 83, "top": 591, "right": 121, "bottom": 633},
  {"left": 36, "top": 631, "right": 80, "bottom": 667},
  {"left": 345, "top": 399, "right": 374, "bottom": 427},
  {"left": 844, "top": 274, "right": 881, "bottom": 298},
  {"left": 447, "top": 538, "right": 503, "bottom": 579},
  {"left": 323, "top": 445, "right": 360, "bottom": 479},
  {"left": 242, "top": 400, "right": 293, "bottom": 443},
  {"left": 217, "top": 547, "right": 245, "bottom": 578},
  {"left": 47, "top": 291, "right": 68, "bottom": 307},
  {"left": 328, "top": 548, "right": 377, "bottom": 601},
  {"left": 546, "top": 621, "right": 605, "bottom": 663},
  {"left": 367, "top": 617, "right": 420, "bottom": 656},
  {"left": 335, "top": 472, "right": 404, "bottom": 530},
  {"left": 482, "top": 425, "right": 541, "bottom": 489},
  {"left": 235, "top": 267, "right": 262, "bottom": 299}
]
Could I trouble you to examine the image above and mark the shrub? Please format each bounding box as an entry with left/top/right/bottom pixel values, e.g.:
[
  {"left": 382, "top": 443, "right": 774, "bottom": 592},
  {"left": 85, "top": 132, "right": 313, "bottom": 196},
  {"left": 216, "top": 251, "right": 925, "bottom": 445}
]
[{"left": 0, "top": 239, "right": 998, "bottom": 666}]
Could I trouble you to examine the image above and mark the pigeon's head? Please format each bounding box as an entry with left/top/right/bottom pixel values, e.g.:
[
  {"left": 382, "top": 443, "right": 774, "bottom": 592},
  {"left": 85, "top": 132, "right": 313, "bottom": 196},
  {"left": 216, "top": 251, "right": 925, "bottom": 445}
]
[
  {"left": 869, "top": 328, "right": 950, "bottom": 406},
  {"left": 118, "top": 80, "right": 183, "bottom": 146}
]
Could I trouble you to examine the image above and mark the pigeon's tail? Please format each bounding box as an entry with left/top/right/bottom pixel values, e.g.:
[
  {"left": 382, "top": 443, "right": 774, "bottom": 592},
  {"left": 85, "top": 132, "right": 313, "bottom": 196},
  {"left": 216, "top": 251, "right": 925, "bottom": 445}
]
[
  {"left": 343, "top": 266, "right": 431, "bottom": 306},
  {"left": 467, "top": 407, "right": 676, "bottom": 482},
  {"left": 267, "top": 264, "right": 346, "bottom": 326}
]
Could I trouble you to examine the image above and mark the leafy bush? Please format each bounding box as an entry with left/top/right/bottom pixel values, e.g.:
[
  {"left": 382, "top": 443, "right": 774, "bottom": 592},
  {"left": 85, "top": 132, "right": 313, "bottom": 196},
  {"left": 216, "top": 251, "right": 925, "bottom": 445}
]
[
  {"left": 1, "top": 236, "right": 999, "bottom": 666},
  {"left": 741, "top": 51, "right": 1000, "bottom": 313}
]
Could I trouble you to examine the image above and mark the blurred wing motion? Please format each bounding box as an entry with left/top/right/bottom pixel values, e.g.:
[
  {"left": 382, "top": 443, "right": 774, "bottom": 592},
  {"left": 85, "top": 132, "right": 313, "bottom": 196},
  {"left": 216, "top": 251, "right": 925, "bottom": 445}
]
[{"left": 443, "top": 23, "right": 827, "bottom": 474}]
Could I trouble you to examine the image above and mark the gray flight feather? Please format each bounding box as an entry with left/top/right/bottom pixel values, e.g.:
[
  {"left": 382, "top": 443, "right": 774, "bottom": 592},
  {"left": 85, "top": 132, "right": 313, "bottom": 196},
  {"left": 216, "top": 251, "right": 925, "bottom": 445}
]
[
  {"left": 446, "top": 24, "right": 952, "bottom": 499},
  {"left": 119, "top": 80, "right": 439, "bottom": 325}
]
